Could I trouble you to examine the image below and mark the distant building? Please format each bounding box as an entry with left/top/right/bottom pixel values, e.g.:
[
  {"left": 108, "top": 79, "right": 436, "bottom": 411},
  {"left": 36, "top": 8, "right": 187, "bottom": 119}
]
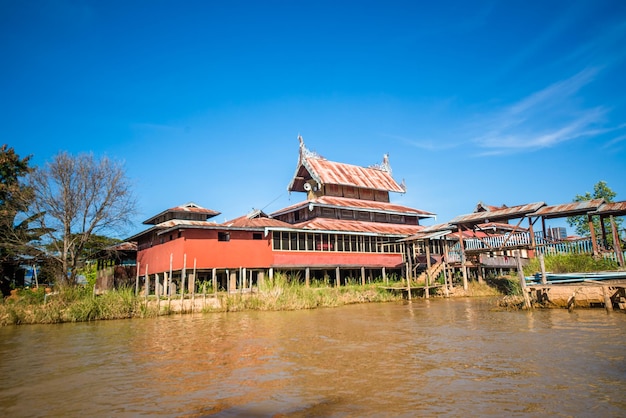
[{"left": 547, "top": 227, "right": 567, "bottom": 241}]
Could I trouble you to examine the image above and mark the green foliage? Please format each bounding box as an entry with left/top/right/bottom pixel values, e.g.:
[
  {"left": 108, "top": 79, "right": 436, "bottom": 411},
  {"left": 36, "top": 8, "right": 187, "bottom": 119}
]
[
  {"left": 567, "top": 181, "right": 622, "bottom": 242},
  {"left": 0, "top": 285, "right": 146, "bottom": 325},
  {"left": 485, "top": 276, "right": 521, "bottom": 295},
  {"left": 523, "top": 253, "right": 618, "bottom": 275}
]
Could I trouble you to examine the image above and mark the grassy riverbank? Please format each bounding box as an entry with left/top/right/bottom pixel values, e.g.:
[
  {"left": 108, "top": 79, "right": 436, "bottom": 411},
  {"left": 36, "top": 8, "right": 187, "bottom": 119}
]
[{"left": 0, "top": 274, "right": 509, "bottom": 326}]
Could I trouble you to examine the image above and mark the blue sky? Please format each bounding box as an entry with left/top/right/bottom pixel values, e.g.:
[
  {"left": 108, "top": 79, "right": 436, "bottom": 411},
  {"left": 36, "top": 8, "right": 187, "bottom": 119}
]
[{"left": 2, "top": 0, "right": 626, "bottom": 238}]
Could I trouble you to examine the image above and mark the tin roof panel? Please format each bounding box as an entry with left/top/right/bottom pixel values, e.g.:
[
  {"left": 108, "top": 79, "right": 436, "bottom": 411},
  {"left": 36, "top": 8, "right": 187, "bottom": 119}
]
[
  {"left": 592, "top": 200, "right": 626, "bottom": 215},
  {"left": 305, "top": 158, "right": 405, "bottom": 192},
  {"left": 271, "top": 196, "right": 434, "bottom": 218},
  {"left": 532, "top": 199, "right": 605, "bottom": 219},
  {"left": 293, "top": 218, "right": 424, "bottom": 236},
  {"left": 449, "top": 202, "right": 546, "bottom": 225}
]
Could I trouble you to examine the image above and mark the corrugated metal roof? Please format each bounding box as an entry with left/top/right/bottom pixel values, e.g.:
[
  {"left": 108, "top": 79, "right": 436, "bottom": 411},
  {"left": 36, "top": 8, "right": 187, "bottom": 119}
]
[
  {"left": 291, "top": 217, "right": 423, "bottom": 236},
  {"left": 303, "top": 158, "right": 405, "bottom": 192},
  {"left": 449, "top": 202, "right": 546, "bottom": 225},
  {"left": 143, "top": 202, "right": 220, "bottom": 224},
  {"left": 271, "top": 196, "right": 434, "bottom": 218},
  {"left": 400, "top": 230, "right": 451, "bottom": 242},
  {"left": 221, "top": 213, "right": 293, "bottom": 228},
  {"left": 532, "top": 199, "right": 605, "bottom": 219},
  {"left": 591, "top": 200, "right": 626, "bottom": 216}
]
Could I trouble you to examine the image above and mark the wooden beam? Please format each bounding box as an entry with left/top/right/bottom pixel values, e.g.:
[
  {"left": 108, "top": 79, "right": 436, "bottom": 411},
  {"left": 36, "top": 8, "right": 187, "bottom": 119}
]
[{"left": 588, "top": 214, "right": 598, "bottom": 256}]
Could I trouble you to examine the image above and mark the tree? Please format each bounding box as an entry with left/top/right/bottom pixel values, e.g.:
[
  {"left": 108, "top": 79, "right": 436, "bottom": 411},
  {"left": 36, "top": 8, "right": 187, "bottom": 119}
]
[
  {"left": 30, "top": 152, "right": 137, "bottom": 285},
  {"left": 567, "top": 181, "right": 622, "bottom": 244},
  {"left": 0, "top": 145, "right": 44, "bottom": 293}
]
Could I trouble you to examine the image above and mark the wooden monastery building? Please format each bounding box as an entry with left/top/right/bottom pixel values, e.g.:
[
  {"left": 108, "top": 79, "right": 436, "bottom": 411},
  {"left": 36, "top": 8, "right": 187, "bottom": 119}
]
[{"left": 124, "top": 137, "right": 435, "bottom": 293}]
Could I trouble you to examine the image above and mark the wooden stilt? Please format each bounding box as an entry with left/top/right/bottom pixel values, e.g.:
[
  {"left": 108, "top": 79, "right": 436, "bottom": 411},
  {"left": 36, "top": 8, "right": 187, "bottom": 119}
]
[
  {"left": 361, "top": 266, "right": 365, "bottom": 286},
  {"left": 135, "top": 261, "right": 140, "bottom": 296},
  {"left": 336, "top": 267, "right": 340, "bottom": 287},
  {"left": 539, "top": 253, "right": 547, "bottom": 284},
  {"left": 144, "top": 264, "right": 149, "bottom": 299},
  {"left": 515, "top": 250, "right": 531, "bottom": 309},
  {"left": 425, "top": 241, "right": 431, "bottom": 298}
]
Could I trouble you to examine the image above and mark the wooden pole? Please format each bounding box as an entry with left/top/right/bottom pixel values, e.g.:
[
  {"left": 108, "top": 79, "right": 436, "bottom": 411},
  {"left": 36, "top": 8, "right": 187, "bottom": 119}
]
[
  {"left": 382, "top": 267, "right": 387, "bottom": 285},
  {"left": 212, "top": 268, "right": 217, "bottom": 296},
  {"left": 169, "top": 253, "right": 173, "bottom": 297},
  {"left": 539, "top": 253, "right": 547, "bottom": 284},
  {"left": 602, "top": 285, "right": 613, "bottom": 312},
  {"left": 181, "top": 254, "right": 187, "bottom": 312},
  {"left": 405, "top": 261, "right": 412, "bottom": 302},
  {"left": 156, "top": 273, "right": 161, "bottom": 313},
  {"left": 144, "top": 264, "right": 149, "bottom": 299},
  {"left": 458, "top": 226, "right": 468, "bottom": 291},
  {"left": 335, "top": 267, "right": 340, "bottom": 287},
  {"left": 135, "top": 261, "right": 140, "bottom": 296},
  {"left": 361, "top": 266, "right": 365, "bottom": 286},
  {"left": 33, "top": 264, "right": 39, "bottom": 289},
  {"left": 305, "top": 267, "right": 310, "bottom": 288},
  {"left": 191, "top": 258, "right": 196, "bottom": 312},
  {"left": 515, "top": 250, "right": 531, "bottom": 309},
  {"left": 425, "top": 240, "right": 431, "bottom": 299},
  {"left": 588, "top": 214, "right": 598, "bottom": 256},
  {"left": 610, "top": 215, "right": 624, "bottom": 267}
]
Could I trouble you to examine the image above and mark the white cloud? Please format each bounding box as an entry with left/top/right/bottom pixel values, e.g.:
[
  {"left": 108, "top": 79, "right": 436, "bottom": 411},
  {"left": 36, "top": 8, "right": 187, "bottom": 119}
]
[{"left": 471, "top": 68, "right": 612, "bottom": 155}]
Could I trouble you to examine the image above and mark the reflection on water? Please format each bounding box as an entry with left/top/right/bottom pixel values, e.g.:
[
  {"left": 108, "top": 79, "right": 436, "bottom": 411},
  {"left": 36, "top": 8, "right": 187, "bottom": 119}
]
[{"left": 1, "top": 298, "right": 625, "bottom": 417}]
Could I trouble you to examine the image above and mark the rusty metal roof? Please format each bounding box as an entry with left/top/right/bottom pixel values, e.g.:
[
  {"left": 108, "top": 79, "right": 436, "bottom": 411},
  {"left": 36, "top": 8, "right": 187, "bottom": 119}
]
[
  {"left": 400, "top": 230, "right": 451, "bottom": 242},
  {"left": 449, "top": 202, "right": 546, "bottom": 225},
  {"left": 591, "top": 200, "right": 626, "bottom": 216},
  {"left": 287, "top": 139, "right": 405, "bottom": 193},
  {"left": 290, "top": 217, "right": 424, "bottom": 236},
  {"left": 221, "top": 210, "right": 293, "bottom": 229},
  {"left": 143, "top": 202, "right": 220, "bottom": 225},
  {"left": 303, "top": 158, "right": 405, "bottom": 192},
  {"left": 105, "top": 241, "right": 137, "bottom": 252},
  {"left": 531, "top": 199, "right": 605, "bottom": 219},
  {"left": 271, "top": 196, "right": 434, "bottom": 218}
]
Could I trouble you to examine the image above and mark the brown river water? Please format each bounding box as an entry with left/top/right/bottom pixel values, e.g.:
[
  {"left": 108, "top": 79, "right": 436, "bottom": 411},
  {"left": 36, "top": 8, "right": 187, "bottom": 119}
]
[{"left": 1, "top": 298, "right": 625, "bottom": 417}]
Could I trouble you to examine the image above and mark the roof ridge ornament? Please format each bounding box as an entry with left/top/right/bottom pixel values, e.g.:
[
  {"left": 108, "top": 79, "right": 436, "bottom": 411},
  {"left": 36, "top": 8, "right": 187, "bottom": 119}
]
[
  {"left": 369, "top": 153, "right": 392, "bottom": 174},
  {"left": 298, "top": 135, "right": 322, "bottom": 161}
]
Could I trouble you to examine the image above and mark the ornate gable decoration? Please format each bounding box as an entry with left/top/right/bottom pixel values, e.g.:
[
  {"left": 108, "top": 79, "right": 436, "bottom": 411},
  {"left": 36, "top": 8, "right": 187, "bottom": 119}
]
[{"left": 288, "top": 136, "right": 405, "bottom": 193}]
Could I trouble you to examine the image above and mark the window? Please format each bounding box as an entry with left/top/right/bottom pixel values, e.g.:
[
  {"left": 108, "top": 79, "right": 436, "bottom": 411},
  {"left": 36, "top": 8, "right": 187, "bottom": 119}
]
[
  {"left": 253, "top": 233, "right": 263, "bottom": 240},
  {"left": 218, "top": 232, "right": 230, "bottom": 242},
  {"left": 322, "top": 207, "right": 335, "bottom": 218}
]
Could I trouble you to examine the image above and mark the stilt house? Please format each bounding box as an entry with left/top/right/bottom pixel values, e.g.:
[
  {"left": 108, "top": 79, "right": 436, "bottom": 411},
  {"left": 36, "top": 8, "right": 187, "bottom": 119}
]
[{"left": 123, "top": 137, "right": 436, "bottom": 294}]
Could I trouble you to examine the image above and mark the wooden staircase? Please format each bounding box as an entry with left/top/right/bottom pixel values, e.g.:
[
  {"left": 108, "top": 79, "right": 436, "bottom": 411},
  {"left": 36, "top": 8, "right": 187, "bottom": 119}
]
[{"left": 415, "top": 260, "right": 445, "bottom": 283}]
